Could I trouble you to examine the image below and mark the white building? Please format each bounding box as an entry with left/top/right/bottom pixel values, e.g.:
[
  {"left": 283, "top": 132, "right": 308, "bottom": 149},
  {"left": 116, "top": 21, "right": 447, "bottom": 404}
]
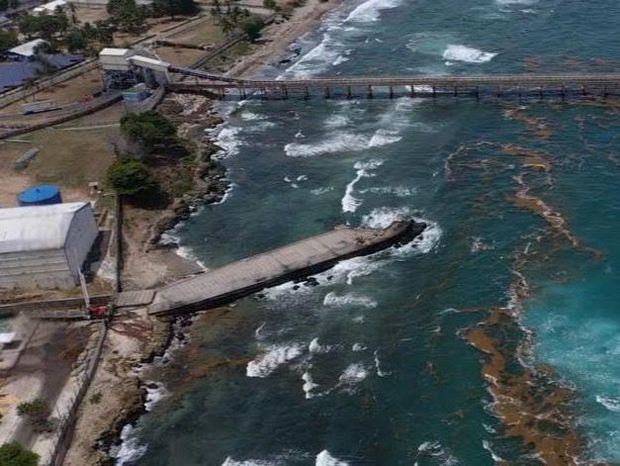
[
  {"left": 0, "top": 202, "right": 98, "bottom": 289},
  {"left": 33, "top": 0, "right": 67, "bottom": 15},
  {"left": 6, "top": 39, "right": 50, "bottom": 61}
]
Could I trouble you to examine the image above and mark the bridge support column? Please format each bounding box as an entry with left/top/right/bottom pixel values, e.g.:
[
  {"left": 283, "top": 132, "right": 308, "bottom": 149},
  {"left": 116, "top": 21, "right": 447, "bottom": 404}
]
[
  {"left": 262, "top": 87, "right": 267, "bottom": 100},
  {"left": 219, "top": 88, "right": 225, "bottom": 100},
  {"left": 561, "top": 85, "right": 566, "bottom": 101},
  {"left": 582, "top": 85, "right": 587, "bottom": 96},
  {"left": 432, "top": 86, "right": 436, "bottom": 98},
  {"left": 454, "top": 86, "right": 458, "bottom": 97},
  {"left": 475, "top": 86, "right": 479, "bottom": 101},
  {"left": 304, "top": 86, "right": 309, "bottom": 100},
  {"left": 539, "top": 87, "right": 544, "bottom": 100},
  {"left": 368, "top": 85, "right": 373, "bottom": 99},
  {"left": 496, "top": 87, "right": 501, "bottom": 98},
  {"left": 324, "top": 87, "right": 330, "bottom": 99},
  {"left": 410, "top": 84, "right": 416, "bottom": 98},
  {"left": 282, "top": 85, "right": 288, "bottom": 100},
  {"left": 604, "top": 85, "right": 608, "bottom": 98},
  {"left": 389, "top": 86, "right": 394, "bottom": 99},
  {"left": 347, "top": 86, "right": 352, "bottom": 99}
]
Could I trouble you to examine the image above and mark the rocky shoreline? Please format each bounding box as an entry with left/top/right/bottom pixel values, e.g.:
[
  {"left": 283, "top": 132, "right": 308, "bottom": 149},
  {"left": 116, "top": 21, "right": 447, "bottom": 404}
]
[{"left": 148, "top": 93, "right": 230, "bottom": 248}]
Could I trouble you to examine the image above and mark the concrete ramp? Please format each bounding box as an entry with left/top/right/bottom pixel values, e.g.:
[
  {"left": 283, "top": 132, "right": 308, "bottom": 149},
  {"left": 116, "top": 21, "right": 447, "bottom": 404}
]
[{"left": 148, "top": 220, "right": 424, "bottom": 317}]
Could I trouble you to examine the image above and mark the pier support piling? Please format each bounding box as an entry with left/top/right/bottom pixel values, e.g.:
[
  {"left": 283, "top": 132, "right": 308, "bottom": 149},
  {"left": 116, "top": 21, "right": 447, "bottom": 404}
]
[
  {"left": 410, "top": 84, "right": 416, "bottom": 98},
  {"left": 368, "top": 85, "right": 373, "bottom": 99},
  {"left": 389, "top": 86, "right": 394, "bottom": 99},
  {"left": 304, "top": 86, "right": 310, "bottom": 100},
  {"left": 324, "top": 87, "right": 330, "bottom": 99},
  {"left": 347, "top": 86, "right": 352, "bottom": 99}
]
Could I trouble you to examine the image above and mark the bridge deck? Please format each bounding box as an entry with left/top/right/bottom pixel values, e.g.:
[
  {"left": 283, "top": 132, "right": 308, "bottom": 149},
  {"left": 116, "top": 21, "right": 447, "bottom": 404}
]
[
  {"left": 148, "top": 220, "right": 424, "bottom": 316},
  {"left": 169, "top": 66, "right": 620, "bottom": 91}
]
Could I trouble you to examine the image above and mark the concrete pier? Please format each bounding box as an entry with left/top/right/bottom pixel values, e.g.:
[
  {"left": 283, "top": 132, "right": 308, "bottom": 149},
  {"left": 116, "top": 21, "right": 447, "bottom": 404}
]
[{"left": 148, "top": 219, "right": 425, "bottom": 316}]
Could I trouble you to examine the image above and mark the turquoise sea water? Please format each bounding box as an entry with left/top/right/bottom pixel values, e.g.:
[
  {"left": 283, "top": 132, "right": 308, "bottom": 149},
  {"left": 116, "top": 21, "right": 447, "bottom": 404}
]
[{"left": 119, "top": 0, "right": 620, "bottom": 464}]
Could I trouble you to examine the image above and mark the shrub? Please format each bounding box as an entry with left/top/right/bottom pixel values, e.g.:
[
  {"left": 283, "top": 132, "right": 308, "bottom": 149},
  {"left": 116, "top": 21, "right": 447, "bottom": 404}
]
[
  {"left": 0, "top": 442, "right": 39, "bottom": 466},
  {"left": 239, "top": 14, "right": 264, "bottom": 41},
  {"left": 120, "top": 111, "right": 177, "bottom": 153},
  {"left": 16, "top": 399, "right": 53, "bottom": 433},
  {"left": 106, "top": 157, "right": 159, "bottom": 198}
]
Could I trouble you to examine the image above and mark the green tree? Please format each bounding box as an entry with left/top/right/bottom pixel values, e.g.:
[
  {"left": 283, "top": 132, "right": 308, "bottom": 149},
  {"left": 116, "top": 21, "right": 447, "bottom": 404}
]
[
  {"left": 152, "top": 0, "right": 197, "bottom": 19},
  {"left": 120, "top": 111, "right": 177, "bottom": 152},
  {"left": 0, "top": 442, "right": 39, "bottom": 466},
  {"left": 0, "top": 30, "right": 18, "bottom": 53},
  {"left": 262, "top": 0, "right": 275, "bottom": 9},
  {"left": 239, "top": 14, "right": 263, "bottom": 41},
  {"left": 64, "top": 27, "right": 87, "bottom": 51},
  {"left": 106, "top": 157, "right": 159, "bottom": 198},
  {"left": 107, "top": 0, "right": 146, "bottom": 33}
]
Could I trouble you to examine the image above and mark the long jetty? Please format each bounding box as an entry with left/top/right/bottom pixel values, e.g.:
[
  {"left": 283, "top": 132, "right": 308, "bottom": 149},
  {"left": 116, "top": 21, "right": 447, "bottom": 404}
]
[
  {"left": 148, "top": 219, "right": 424, "bottom": 317},
  {"left": 168, "top": 66, "right": 620, "bottom": 99}
]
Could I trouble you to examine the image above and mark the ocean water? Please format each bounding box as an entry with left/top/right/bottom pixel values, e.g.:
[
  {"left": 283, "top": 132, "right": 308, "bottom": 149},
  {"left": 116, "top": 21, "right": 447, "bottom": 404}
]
[{"left": 118, "top": 0, "right": 620, "bottom": 464}]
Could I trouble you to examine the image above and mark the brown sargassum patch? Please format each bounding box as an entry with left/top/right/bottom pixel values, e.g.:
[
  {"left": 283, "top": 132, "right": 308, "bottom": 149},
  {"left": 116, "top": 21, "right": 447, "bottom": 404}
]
[{"left": 464, "top": 307, "right": 582, "bottom": 466}]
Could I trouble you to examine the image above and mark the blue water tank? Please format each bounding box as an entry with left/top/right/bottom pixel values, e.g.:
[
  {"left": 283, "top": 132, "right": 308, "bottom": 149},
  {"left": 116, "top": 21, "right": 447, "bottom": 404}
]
[{"left": 18, "top": 184, "right": 62, "bottom": 206}]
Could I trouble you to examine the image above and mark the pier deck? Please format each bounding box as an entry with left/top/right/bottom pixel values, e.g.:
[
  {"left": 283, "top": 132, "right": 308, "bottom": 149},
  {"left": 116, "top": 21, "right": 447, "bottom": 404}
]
[{"left": 148, "top": 220, "right": 424, "bottom": 316}]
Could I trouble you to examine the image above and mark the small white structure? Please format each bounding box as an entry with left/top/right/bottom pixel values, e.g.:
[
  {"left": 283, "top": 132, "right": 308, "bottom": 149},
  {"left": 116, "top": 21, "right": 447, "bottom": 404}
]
[
  {"left": 7, "top": 39, "right": 50, "bottom": 61},
  {"left": 33, "top": 0, "right": 67, "bottom": 15},
  {"left": 0, "top": 202, "right": 98, "bottom": 289},
  {"left": 99, "top": 47, "right": 135, "bottom": 71}
]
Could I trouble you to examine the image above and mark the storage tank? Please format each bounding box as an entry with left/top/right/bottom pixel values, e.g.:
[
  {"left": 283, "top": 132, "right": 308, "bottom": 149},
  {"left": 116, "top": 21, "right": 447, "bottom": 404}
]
[{"left": 18, "top": 184, "right": 62, "bottom": 206}]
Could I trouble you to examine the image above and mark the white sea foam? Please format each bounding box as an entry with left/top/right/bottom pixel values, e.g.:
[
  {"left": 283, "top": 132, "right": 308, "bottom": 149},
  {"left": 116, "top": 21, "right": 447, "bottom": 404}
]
[
  {"left": 115, "top": 425, "right": 147, "bottom": 465},
  {"left": 341, "top": 159, "right": 383, "bottom": 213},
  {"left": 240, "top": 111, "right": 266, "bottom": 121},
  {"left": 338, "top": 363, "right": 369, "bottom": 390},
  {"left": 246, "top": 344, "right": 304, "bottom": 378},
  {"left": 309, "top": 337, "right": 332, "bottom": 354},
  {"left": 596, "top": 395, "right": 620, "bottom": 413},
  {"left": 442, "top": 44, "right": 497, "bottom": 63},
  {"left": 323, "top": 292, "right": 377, "bottom": 308},
  {"left": 369, "top": 129, "right": 402, "bottom": 147},
  {"left": 285, "top": 133, "right": 370, "bottom": 158},
  {"left": 352, "top": 343, "right": 367, "bottom": 352},
  {"left": 316, "top": 450, "right": 349, "bottom": 466},
  {"left": 496, "top": 0, "right": 537, "bottom": 4},
  {"left": 482, "top": 440, "right": 504, "bottom": 462},
  {"left": 415, "top": 441, "right": 458, "bottom": 465},
  {"left": 215, "top": 126, "right": 244, "bottom": 158},
  {"left": 302, "top": 371, "right": 320, "bottom": 399},
  {"left": 332, "top": 54, "right": 349, "bottom": 66},
  {"left": 344, "top": 0, "right": 402, "bottom": 23},
  {"left": 144, "top": 383, "right": 167, "bottom": 411},
  {"left": 361, "top": 206, "right": 412, "bottom": 229},
  {"left": 311, "top": 186, "right": 335, "bottom": 196},
  {"left": 324, "top": 114, "right": 350, "bottom": 129},
  {"left": 360, "top": 186, "right": 416, "bottom": 197},
  {"left": 374, "top": 350, "right": 390, "bottom": 377},
  {"left": 285, "top": 128, "right": 400, "bottom": 158},
  {"left": 222, "top": 458, "right": 279, "bottom": 466},
  {"left": 341, "top": 169, "right": 366, "bottom": 213}
]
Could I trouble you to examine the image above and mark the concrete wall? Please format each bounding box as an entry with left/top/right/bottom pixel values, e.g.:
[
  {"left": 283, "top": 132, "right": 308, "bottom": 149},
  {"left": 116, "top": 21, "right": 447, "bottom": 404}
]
[{"left": 0, "top": 249, "right": 74, "bottom": 289}]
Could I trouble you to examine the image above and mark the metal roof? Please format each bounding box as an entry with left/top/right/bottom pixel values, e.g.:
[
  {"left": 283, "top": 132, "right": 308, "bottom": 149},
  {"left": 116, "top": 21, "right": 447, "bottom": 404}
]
[
  {"left": 33, "top": 0, "right": 67, "bottom": 13},
  {"left": 0, "top": 202, "right": 91, "bottom": 253},
  {"left": 0, "top": 62, "right": 39, "bottom": 92},
  {"left": 8, "top": 39, "right": 49, "bottom": 57},
  {"left": 100, "top": 48, "right": 131, "bottom": 57}
]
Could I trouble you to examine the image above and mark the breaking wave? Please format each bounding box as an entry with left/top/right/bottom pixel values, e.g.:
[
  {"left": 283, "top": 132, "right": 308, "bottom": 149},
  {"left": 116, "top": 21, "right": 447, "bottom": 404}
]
[
  {"left": 316, "top": 450, "right": 349, "bottom": 466},
  {"left": 442, "top": 44, "right": 498, "bottom": 63},
  {"left": 323, "top": 291, "right": 378, "bottom": 308},
  {"left": 246, "top": 344, "right": 304, "bottom": 378}
]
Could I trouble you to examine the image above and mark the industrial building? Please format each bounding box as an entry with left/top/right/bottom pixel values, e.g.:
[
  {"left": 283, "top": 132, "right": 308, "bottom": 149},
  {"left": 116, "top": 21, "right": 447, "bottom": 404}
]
[
  {"left": 0, "top": 202, "right": 99, "bottom": 289},
  {"left": 99, "top": 47, "right": 169, "bottom": 89}
]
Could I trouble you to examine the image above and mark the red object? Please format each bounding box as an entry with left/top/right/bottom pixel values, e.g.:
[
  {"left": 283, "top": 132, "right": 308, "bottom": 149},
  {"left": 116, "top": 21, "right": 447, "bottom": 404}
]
[{"left": 89, "top": 305, "right": 108, "bottom": 318}]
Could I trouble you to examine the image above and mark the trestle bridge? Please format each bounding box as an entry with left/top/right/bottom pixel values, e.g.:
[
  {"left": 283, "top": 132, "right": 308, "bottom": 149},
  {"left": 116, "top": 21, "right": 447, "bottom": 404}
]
[{"left": 167, "top": 66, "right": 620, "bottom": 100}]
